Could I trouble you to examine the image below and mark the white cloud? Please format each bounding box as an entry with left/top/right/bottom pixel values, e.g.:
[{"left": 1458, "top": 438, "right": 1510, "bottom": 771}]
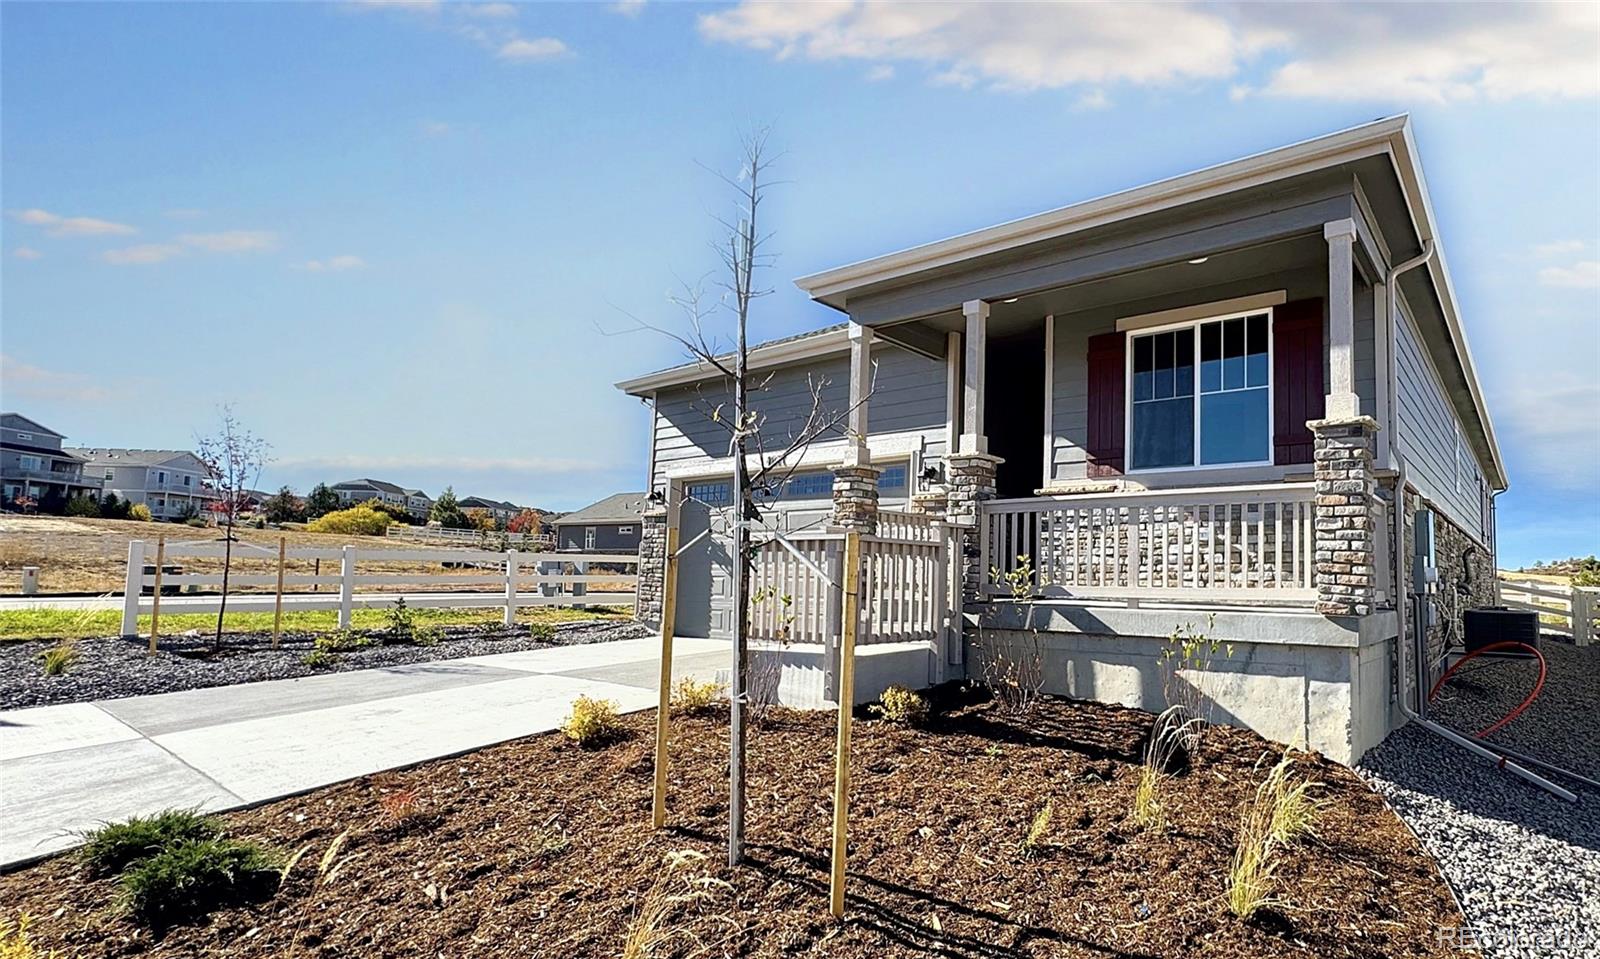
[
  {"left": 1494, "top": 375, "right": 1600, "bottom": 489},
  {"left": 12, "top": 247, "right": 42, "bottom": 260},
  {"left": 103, "top": 243, "right": 184, "bottom": 265},
  {"left": 177, "top": 230, "right": 278, "bottom": 253},
  {"left": 1074, "top": 89, "right": 1110, "bottom": 111},
  {"left": 497, "top": 36, "right": 568, "bottom": 61},
  {"left": 465, "top": 2, "right": 518, "bottom": 18},
  {"left": 10, "top": 208, "right": 137, "bottom": 237},
  {"left": 1534, "top": 239, "right": 1585, "bottom": 257},
  {"left": 419, "top": 119, "right": 454, "bottom": 138},
  {"left": 300, "top": 255, "right": 368, "bottom": 272},
  {"left": 865, "top": 64, "right": 894, "bottom": 82},
  {"left": 698, "top": 1, "right": 1600, "bottom": 102},
  {"left": 611, "top": 0, "right": 647, "bottom": 17},
  {"left": 1538, "top": 260, "right": 1600, "bottom": 289},
  {"left": 0, "top": 354, "right": 112, "bottom": 403}
]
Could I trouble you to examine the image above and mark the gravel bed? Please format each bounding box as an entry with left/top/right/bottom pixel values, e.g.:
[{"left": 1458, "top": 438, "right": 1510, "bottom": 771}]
[
  {"left": 1357, "top": 639, "right": 1600, "bottom": 959},
  {"left": 0, "top": 619, "right": 654, "bottom": 709}
]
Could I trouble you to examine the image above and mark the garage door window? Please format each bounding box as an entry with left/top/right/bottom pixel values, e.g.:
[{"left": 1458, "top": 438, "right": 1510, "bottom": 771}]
[
  {"left": 877, "top": 465, "right": 907, "bottom": 492},
  {"left": 687, "top": 482, "right": 731, "bottom": 507}
]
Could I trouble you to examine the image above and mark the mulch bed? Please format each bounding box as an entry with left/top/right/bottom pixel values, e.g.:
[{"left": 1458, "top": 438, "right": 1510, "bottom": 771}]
[
  {"left": 0, "top": 620, "right": 650, "bottom": 709},
  {"left": 1, "top": 692, "right": 1466, "bottom": 958}
]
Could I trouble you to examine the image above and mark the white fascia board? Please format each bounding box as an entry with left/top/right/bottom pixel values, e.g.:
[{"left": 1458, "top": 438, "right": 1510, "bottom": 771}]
[
  {"left": 794, "top": 115, "right": 1410, "bottom": 304},
  {"left": 615, "top": 327, "right": 850, "bottom": 396}
]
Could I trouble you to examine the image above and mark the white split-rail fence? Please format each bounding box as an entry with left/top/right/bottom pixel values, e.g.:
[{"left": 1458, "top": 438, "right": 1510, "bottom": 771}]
[
  {"left": 1495, "top": 577, "right": 1598, "bottom": 647},
  {"left": 119, "top": 538, "right": 636, "bottom": 637}
]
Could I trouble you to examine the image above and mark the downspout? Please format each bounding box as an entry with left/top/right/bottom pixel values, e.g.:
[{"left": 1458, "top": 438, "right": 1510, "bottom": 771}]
[{"left": 1385, "top": 247, "right": 1575, "bottom": 801}]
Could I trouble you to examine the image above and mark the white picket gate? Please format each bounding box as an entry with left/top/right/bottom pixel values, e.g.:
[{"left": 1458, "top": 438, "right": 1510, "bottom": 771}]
[
  {"left": 119, "top": 538, "right": 636, "bottom": 637},
  {"left": 1495, "top": 578, "right": 1598, "bottom": 646}
]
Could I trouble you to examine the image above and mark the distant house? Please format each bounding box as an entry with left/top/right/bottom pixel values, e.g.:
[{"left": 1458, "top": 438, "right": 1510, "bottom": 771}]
[
  {"left": 459, "top": 496, "right": 521, "bottom": 526},
  {"left": 69, "top": 447, "right": 212, "bottom": 521},
  {"left": 403, "top": 487, "right": 433, "bottom": 519},
  {"left": 551, "top": 492, "right": 645, "bottom": 553},
  {"left": 331, "top": 480, "right": 422, "bottom": 518},
  {"left": 1, "top": 413, "right": 103, "bottom": 508}
]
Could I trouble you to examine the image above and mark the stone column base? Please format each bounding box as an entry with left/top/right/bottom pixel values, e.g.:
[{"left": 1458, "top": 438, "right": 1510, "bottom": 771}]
[
  {"left": 1311, "top": 415, "right": 1378, "bottom": 617},
  {"left": 943, "top": 452, "right": 1003, "bottom": 603},
  {"left": 832, "top": 464, "right": 882, "bottom": 534},
  {"left": 634, "top": 504, "right": 668, "bottom": 626}
]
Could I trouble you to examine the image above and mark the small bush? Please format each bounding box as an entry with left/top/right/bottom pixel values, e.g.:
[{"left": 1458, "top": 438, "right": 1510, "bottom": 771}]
[
  {"left": 869, "top": 685, "right": 929, "bottom": 725},
  {"left": 65, "top": 495, "right": 99, "bottom": 518},
  {"left": 78, "top": 810, "right": 223, "bottom": 877},
  {"left": 671, "top": 677, "right": 726, "bottom": 713},
  {"left": 561, "top": 695, "right": 624, "bottom": 748},
  {"left": 38, "top": 643, "right": 76, "bottom": 677},
  {"left": 129, "top": 504, "right": 153, "bottom": 522},
  {"left": 1263, "top": 753, "right": 1322, "bottom": 846},
  {"left": 411, "top": 623, "right": 441, "bottom": 647},
  {"left": 301, "top": 650, "right": 340, "bottom": 669},
  {"left": 0, "top": 913, "right": 55, "bottom": 959},
  {"left": 304, "top": 504, "right": 391, "bottom": 536},
  {"left": 183, "top": 515, "right": 208, "bottom": 528},
  {"left": 117, "top": 838, "right": 281, "bottom": 928},
  {"left": 1022, "top": 801, "right": 1053, "bottom": 857},
  {"left": 527, "top": 620, "right": 556, "bottom": 642},
  {"left": 378, "top": 789, "right": 420, "bottom": 823},
  {"left": 314, "top": 629, "right": 370, "bottom": 653}
]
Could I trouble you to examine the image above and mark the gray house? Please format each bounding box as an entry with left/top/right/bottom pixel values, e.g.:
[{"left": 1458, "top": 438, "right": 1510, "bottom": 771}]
[
  {"left": 69, "top": 448, "right": 213, "bottom": 520},
  {"left": 459, "top": 496, "right": 522, "bottom": 526},
  {"left": 331, "top": 478, "right": 430, "bottom": 517},
  {"left": 552, "top": 492, "right": 645, "bottom": 553},
  {"left": 619, "top": 117, "right": 1503, "bottom": 764},
  {"left": 1, "top": 413, "right": 102, "bottom": 508}
]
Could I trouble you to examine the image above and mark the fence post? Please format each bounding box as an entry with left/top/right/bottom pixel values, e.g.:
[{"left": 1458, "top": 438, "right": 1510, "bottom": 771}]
[
  {"left": 573, "top": 559, "right": 588, "bottom": 610},
  {"left": 652, "top": 525, "right": 681, "bottom": 829},
  {"left": 339, "top": 545, "right": 355, "bottom": 629},
  {"left": 829, "top": 530, "right": 863, "bottom": 918},
  {"left": 504, "top": 549, "right": 519, "bottom": 628},
  {"left": 1575, "top": 587, "right": 1596, "bottom": 648},
  {"left": 148, "top": 535, "right": 166, "bottom": 654},
  {"left": 122, "top": 540, "right": 145, "bottom": 638}
]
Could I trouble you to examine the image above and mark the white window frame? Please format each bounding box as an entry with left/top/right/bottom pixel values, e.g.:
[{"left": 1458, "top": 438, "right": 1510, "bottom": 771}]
[
  {"left": 617, "top": 525, "right": 634, "bottom": 536},
  {"left": 18, "top": 455, "right": 42, "bottom": 471},
  {"left": 584, "top": 526, "right": 596, "bottom": 550},
  {"left": 15, "top": 432, "right": 33, "bottom": 442},
  {"left": 1124, "top": 306, "right": 1276, "bottom": 474}
]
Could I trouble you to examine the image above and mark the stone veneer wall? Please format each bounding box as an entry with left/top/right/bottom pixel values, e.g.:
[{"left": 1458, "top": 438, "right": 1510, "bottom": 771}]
[
  {"left": 1399, "top": 487, "right": 1496, "bottom": 684},
  {"left": 943, "top": 452, "right": 1002, "bottom": 603},
  {"left": 1312, "top": 417, "right": 1378, "bottom": 616},
  {"left": 634, "top": 506, "right": 667, "bottom": 626},
  {"left": 831, "top": 465, "right": 881, "bottom": 534}
]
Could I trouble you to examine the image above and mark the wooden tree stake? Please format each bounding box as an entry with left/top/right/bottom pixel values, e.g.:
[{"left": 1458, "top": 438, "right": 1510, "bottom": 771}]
[
  {"left": 829, "top": 530, "right": 862, "bottom": 918},
  {"left": 272, "top": 536, "right": 287, "bottom": 647},
  {"left": 148, "top": 534, "right": 166, "bottom": 654},
  {"left": 652, "top": 524, "right": 681, "bottom": 829}
]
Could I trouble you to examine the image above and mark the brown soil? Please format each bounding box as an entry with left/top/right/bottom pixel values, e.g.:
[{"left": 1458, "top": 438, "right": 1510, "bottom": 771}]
[{"left": 1, "top": 694, "right": 1465, "bottom": 958}]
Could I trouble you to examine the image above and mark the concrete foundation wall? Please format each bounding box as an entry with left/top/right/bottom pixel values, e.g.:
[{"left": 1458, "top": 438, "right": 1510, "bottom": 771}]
[
  {"left": 716, "top": 640, "right": 937, "bottom": 710},
  {"left": 969, "top": 606, "right": 1401, "bottom": 764}
]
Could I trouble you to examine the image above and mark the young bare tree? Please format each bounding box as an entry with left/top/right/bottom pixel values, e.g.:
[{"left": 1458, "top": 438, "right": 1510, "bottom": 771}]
[
  {"left": 615, "top": 128, "right": 873, "bottom": 866},
  {"left": 196, "top": 406, "right": 270, "bottom": 653}
]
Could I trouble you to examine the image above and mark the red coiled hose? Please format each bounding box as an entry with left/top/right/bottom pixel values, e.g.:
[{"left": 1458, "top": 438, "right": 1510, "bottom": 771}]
[{"left": 1427, "top": 641, "right": 1546, "bottom": 738}]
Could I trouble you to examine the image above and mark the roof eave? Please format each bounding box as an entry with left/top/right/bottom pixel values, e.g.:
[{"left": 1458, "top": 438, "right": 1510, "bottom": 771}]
[{"left": 615, "top": 327, "right": 852, "bottom": 397}]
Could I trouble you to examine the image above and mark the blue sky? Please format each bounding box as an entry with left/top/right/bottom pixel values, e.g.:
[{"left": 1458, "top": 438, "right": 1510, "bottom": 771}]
[{"left": 2, "top": 1, "right": 1596, "bottom": 566}]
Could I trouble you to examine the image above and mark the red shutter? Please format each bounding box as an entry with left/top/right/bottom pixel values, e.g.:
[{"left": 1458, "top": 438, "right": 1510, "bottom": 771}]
[
  {"left": 1085, "top": 331, "right": 1126, "bottom": 477},
  {"left": 1272, "top": 298, "right": 1325, "bottom": 465}
]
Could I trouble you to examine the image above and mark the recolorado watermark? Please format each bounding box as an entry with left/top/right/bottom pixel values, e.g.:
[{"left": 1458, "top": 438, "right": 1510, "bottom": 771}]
[{"left": 1437, "top": 923, "right": 1582, "bottom": 953}]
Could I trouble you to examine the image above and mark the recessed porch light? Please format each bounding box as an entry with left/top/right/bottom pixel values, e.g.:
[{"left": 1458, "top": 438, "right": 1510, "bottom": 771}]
[
  {"left": 1187, "top": 257, "right": 1209, "bottom": 265},
  {"left": 1002, "top": 297, "right": 1019, "bottom": 303}
]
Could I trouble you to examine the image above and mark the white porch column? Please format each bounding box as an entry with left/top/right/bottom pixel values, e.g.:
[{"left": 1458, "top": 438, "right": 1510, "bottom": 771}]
[
  {"left": 960, "top": 299, "right": 989, "bottom": 454},
  {"left": 844, "top": 322, "right": 873, "bottom": 467},
  {"left": 1324, "top": 219, "right": 1361, "bottom": 420}
]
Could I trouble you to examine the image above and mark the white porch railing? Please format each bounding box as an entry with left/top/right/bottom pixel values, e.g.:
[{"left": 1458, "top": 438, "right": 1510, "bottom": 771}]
[
  {"left": 748, "top": 511, "right": 961, "bottom": 648},
  {"left": 982, "top": 483, "right": 1318, "bottom": 603}
]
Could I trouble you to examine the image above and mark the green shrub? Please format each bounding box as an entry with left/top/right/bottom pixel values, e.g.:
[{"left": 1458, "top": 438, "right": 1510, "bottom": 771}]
[
  {"left": 869, "top": 685, "right": 930, "bottom": 725},
  {"left": 65, "top": 495, "right": 99, "bottom": 517},
  {"left": 671, "top": 677, "right": 726, "bottom": 714},
  {"left": 38, "top": 643, "right": 76, "bottom": 677},
  {"left": 117, "top": 838, "right": 280, "bottom": 928},
  {"left": 128, "top": 503, "right": 153, "bottom": 522},
  {"left": 77, "top": 810, "right": 223, "bottom": 877},
  {"left": 561, "top": 695, "right": 624, "bottom": 748},
  {"left": 527, "top": 621, "right": 557, "bottom": 642},
  {"left": 301, "top": 650, "right": 340, "bottom": 669},
  {"left": 99, "top": 492, "right": 129, "bottom": 520},
  {"left": 304, "top": 504, "right": 391, "bottom": 536},
  {"left": 411, "top": 623, "right": 441, "bottom": 647},
  {"left": 313, "top": 629, "right": 369, "bottom": 653},
  {"left": 183, "top": 515, "right": 208, "bottom": 528}
]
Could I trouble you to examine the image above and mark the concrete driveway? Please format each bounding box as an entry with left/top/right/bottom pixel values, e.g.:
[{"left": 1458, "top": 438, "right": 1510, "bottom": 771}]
[{"left": 0, "top": 636, "right": 728, "bottom": 868}]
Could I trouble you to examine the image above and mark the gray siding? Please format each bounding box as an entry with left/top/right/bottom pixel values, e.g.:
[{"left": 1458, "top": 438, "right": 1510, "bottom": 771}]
[
  {"left": 651, "top": 343, "right": 946, "bottom": 489},
  {"left": 1394, "top": 301, "right": 1486, "bottom": 541},
  {"left": 1049, "top": 266, "right": 1377, "bottom": 483},
  {"left": 558, "top": 523, "right": 641, "bottom": 553}
]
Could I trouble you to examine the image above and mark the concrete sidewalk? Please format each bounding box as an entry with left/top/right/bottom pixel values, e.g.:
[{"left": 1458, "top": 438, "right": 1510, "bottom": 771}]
[{"left": 0, "top": 637, "right": 727, "bottom": 868}]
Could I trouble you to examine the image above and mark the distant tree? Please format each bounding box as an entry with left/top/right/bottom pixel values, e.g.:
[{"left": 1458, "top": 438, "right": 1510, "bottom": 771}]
[
  {"left": 37, "top": 488, "right": 67, "bottom": 515},
  {"left": 65, "top": 495, "right": 99, "bottom": 517},
  {"left": 263, "top": 486, "right": 305, "bottom": 524},
  {"left": 304, "top": 483, "right": 340, "bottom": 519},
  {"left": 429, "top": 486, "right": 471, "bottom": 529},
  {"left": 367, "top": 500, "right": 415, "bottom": 525},
  {"left": 196, "top": 406, "right": 270, "bottom": 653},
  {"left": 98, "top": 492, "right": 130, "bottom": 520},
  {"left": 507, "top": 509, "right": 542, "bottom": 535},
  {"left": 128, "top": 503, "right": 152, "bottom": 522}
]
